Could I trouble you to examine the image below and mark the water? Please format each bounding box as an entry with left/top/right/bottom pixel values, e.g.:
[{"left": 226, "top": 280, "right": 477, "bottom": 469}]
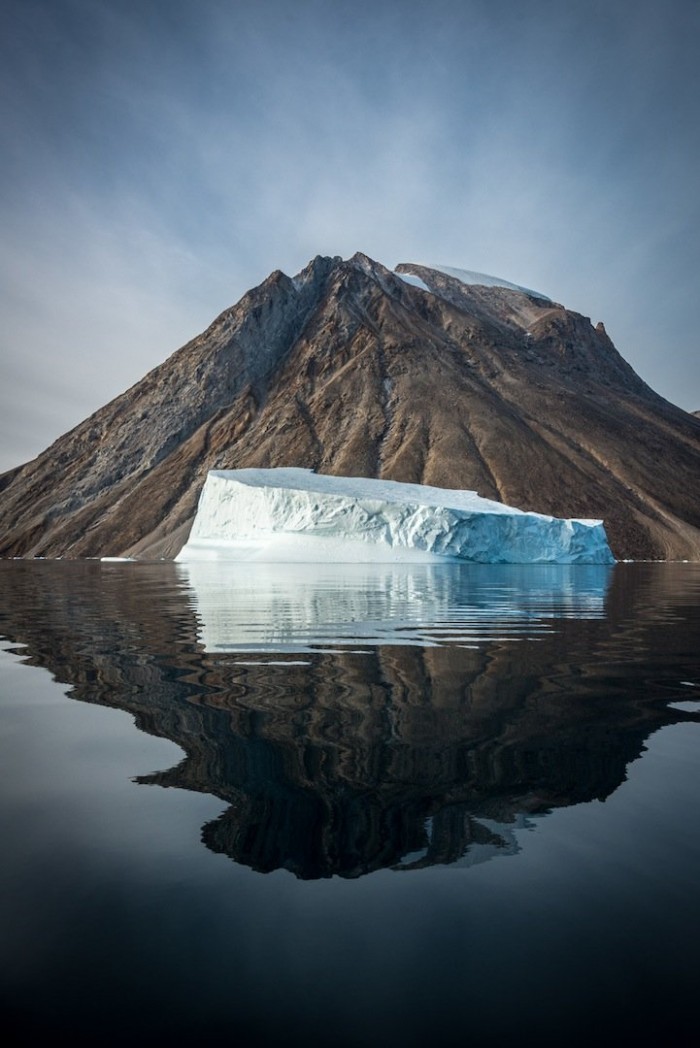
[{"left": 0, "top": 560, "right": 699, "bottom": 1046}]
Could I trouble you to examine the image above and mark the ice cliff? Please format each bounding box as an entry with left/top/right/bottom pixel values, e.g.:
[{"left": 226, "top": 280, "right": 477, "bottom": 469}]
[{"left": 175, "top": 469, "right": 615, "bottom": 564}]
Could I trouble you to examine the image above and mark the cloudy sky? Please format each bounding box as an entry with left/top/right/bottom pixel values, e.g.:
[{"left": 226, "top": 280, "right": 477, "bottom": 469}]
[{"left": 1, "top": 0, "right": 698, "bottom": 472}]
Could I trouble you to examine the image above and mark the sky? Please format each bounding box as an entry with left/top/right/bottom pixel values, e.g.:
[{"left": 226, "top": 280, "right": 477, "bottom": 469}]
[{"left": 1, "top": 0, "right": 699, "bottom": 473}]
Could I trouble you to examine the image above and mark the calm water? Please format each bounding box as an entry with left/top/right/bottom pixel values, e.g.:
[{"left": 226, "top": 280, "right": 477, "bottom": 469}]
[{"left": 1, "top": 560, "right": 699, "bottom": 1046}]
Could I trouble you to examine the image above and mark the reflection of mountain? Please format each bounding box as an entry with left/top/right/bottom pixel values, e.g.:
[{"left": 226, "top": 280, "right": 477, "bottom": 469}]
[{"left": 0, "top": 561, "right": 698, "bottom": 879}]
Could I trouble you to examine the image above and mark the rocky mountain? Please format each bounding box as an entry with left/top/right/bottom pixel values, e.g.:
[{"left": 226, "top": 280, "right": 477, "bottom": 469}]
[{"left": 1, "top": 253, "right": 699, "bottom": 560}]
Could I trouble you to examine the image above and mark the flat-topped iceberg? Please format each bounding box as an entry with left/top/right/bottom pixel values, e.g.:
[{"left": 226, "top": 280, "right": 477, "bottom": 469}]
[{"left": 176, "top": 468, "right": 614, "bottom": 564}]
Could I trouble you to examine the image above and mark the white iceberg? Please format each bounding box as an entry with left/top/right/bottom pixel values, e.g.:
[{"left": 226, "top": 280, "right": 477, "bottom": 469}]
[{"left": 175, "top": 468, "right": 614, "bottom": 564}]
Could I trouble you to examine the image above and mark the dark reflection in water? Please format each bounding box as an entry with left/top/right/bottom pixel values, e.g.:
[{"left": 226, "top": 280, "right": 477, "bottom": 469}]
[{"left": 1, "top": 560, "right": 698, "bottom": 881}]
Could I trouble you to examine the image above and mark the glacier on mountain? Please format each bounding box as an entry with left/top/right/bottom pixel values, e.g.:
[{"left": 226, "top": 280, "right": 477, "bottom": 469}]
[
  {"left": 175, "top": 469, "right": 614, "bottom": 564},
  {"left": 395, "top": 263, "right": 551, "bottom": 302},
  {"left": 395, "top": 272, "right": 431, "bottom": 292}
]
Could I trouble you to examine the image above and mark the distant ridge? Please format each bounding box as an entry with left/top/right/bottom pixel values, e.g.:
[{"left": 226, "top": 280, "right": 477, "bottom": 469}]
[{"left": 1, "top": 253, "right": 699, "bottom": 560}]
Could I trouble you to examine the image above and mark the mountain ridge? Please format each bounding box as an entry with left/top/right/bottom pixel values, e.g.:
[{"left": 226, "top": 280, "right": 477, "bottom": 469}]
[{"left": 1, "top": 253, "right": 699, "bottom": 560}]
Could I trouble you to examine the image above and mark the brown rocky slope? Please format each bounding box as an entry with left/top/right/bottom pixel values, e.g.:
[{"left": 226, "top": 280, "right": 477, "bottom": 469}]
[{"left": 1, "top": 253, "right": 699, "bottom": 560}]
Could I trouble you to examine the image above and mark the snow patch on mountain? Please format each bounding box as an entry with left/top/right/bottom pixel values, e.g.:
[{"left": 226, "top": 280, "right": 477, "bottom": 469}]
[
  {"left": 176, "top": 468, "right": 614, "bottom": 564},
  {"left": 396, "top": 272, "right": 431, "bottom": 292},
  {"left": 397, "top": 263, "right": 551, "bottom": 302}
]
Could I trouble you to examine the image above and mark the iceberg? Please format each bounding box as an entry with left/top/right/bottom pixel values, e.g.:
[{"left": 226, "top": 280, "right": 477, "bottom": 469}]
[{"left": 175, "top": 468, "right": 615, "bottom": 564}]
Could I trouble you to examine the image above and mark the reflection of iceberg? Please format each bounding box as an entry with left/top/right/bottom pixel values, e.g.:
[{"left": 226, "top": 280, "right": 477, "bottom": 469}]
[
  {"left": 175, "top": 469, "right": 615, "bottom": 565},
  {"left": 178, "top": 561, "right": 612, "bottom": 653}
]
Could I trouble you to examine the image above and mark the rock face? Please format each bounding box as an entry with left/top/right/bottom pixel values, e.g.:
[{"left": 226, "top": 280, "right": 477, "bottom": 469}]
[{"left": 1, "top": 252, "right": 699, "bottom": 560}]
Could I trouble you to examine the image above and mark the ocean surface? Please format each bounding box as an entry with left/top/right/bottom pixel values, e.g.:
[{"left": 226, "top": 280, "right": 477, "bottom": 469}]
[{"left": 1, "top": 560, "right": 699, "bottom": 1046}]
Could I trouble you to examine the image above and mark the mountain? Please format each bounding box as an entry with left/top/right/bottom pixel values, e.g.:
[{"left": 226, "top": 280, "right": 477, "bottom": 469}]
[{"left": 1, "top": 253, "right": 699, "bottom": 560}]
